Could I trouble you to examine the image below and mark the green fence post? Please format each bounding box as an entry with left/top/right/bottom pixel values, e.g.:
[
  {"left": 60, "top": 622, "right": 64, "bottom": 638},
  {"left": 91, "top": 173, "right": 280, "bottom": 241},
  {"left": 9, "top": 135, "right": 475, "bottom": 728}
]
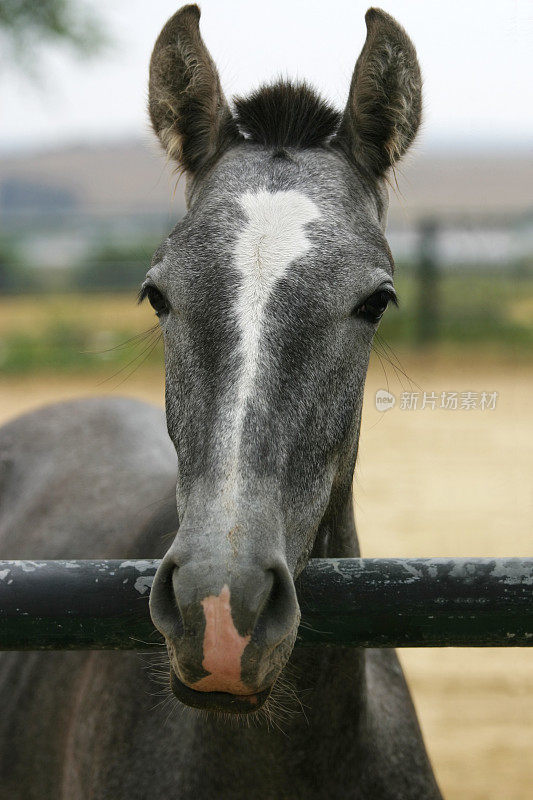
[{"left": 417, "top": 217, "right": 440, "bottom": 345}]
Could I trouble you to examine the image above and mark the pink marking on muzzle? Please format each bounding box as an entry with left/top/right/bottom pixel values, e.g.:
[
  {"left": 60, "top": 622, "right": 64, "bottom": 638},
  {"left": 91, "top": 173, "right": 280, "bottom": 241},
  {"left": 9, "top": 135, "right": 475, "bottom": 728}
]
[{"left": 190, "top": 584, "right": 254, "bottom": 695}]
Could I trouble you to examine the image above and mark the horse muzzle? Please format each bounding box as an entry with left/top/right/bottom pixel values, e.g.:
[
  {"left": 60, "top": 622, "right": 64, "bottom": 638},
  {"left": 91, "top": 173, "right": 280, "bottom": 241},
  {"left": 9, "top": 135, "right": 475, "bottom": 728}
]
[{"left": 150, "top": 555, "right": 300, "bottom": 713}]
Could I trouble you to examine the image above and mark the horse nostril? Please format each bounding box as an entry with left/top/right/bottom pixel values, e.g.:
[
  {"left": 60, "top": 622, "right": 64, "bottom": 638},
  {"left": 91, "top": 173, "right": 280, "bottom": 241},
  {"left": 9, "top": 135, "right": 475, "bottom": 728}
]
[
  {"left": 149, "top": 556, "right": 184, "bottom": 641},
  {"left": 256, "top": 562, "right": 299, "bottom": 648}
]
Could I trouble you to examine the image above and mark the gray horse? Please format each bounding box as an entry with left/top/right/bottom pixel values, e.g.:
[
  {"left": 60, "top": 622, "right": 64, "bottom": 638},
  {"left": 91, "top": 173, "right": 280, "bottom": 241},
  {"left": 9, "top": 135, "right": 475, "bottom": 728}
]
[{"left": 0, "top": 6, "right": 443, "bottom": 798}]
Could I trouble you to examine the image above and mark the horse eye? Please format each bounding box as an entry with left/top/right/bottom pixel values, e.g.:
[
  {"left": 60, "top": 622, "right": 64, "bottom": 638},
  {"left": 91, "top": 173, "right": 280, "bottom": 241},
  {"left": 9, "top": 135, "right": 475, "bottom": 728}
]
[
  {"left": 355, "top": 287, "right": 397, "bottom": 324},
  {"left": 139, "top": 284, "right": 170, "bottom": 317}
]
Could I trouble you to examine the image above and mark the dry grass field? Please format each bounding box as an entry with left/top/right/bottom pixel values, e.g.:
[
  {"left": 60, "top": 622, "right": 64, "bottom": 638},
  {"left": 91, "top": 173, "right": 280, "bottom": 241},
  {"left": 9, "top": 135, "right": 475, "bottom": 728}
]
[{"left": 0, "top": 351, "right": 531, "bottom": 800}]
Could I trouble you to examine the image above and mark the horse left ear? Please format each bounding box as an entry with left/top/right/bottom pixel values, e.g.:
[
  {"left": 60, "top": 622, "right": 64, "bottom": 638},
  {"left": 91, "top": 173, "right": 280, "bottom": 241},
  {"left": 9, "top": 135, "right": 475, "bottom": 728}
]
[
  {"left": 333, "top": 8, "right": 422, "bottom": 176},
  {"left": 148, "top": 4, "right": 241, "bottom": 175}
]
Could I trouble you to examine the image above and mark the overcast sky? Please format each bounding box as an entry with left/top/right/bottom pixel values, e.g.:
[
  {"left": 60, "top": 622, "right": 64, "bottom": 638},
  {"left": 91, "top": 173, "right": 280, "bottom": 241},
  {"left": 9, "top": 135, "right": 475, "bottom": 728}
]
[{"left": 1, "top": 0, "right": 531, "bottom": 153}]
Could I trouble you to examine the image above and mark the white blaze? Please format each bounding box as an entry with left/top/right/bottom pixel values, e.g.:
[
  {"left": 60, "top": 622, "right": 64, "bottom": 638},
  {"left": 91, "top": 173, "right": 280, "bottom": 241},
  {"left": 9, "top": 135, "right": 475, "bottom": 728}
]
[{"left": 227, "top": 189, "right": 319, "bottom": 472}]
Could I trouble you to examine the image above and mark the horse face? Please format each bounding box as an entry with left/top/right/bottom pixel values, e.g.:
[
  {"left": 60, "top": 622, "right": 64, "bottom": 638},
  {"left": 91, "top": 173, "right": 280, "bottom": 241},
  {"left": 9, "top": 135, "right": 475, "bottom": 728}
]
[{"left": 147, "top": 5, "right": 421, "bottom": 713}]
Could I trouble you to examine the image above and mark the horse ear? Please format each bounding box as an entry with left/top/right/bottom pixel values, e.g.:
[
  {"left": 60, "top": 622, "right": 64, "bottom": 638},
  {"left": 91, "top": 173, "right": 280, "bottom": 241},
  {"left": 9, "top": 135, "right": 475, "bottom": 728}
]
[
  {"left": 333, "top": 8, "right": 422, "bottom": 177},
  {"left": 148, "top": 4, "right": 241, "bottom": 174}
]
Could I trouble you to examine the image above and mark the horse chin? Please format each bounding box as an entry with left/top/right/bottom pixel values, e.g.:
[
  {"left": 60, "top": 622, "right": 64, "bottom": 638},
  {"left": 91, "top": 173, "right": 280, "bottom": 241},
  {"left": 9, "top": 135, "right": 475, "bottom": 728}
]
[{"left": 169, "top": 668, "right": 273, "bottom": 714}]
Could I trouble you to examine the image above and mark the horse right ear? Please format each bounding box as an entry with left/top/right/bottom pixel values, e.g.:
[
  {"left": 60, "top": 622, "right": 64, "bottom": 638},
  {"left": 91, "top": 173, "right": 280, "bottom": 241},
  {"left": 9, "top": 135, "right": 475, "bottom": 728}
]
[
  {"left": 333, "top": 8, "right": 422, "bottom": 177},
  {"left": 148, "top": 4, "right": 242, "bottom": 175}
]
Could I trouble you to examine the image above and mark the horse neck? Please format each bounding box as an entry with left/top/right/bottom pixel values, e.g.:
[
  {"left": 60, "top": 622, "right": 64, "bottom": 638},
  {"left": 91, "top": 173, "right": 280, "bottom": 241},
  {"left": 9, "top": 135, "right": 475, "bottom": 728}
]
[{"left": 311, "top": 483, "right": 360, "bottom": 558}]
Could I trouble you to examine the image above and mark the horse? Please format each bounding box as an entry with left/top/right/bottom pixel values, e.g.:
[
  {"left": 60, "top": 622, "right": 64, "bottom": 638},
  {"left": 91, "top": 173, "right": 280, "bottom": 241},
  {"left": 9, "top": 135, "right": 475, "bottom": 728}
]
[{"left": 0, "top": 6, "right": 443, "bottom": 798}]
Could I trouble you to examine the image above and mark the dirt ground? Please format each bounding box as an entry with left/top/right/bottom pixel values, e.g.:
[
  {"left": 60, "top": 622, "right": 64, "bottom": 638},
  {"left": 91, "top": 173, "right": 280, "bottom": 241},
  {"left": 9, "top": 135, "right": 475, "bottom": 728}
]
[{"left": 0, "top": 351, "right": 531, "bottom": 800}]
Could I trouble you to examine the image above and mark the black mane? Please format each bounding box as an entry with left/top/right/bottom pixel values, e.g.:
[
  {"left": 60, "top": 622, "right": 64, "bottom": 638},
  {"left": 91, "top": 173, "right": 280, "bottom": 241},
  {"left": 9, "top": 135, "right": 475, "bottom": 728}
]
[{"left": 233, "top": 81, "right": 341, "bottom": 150}]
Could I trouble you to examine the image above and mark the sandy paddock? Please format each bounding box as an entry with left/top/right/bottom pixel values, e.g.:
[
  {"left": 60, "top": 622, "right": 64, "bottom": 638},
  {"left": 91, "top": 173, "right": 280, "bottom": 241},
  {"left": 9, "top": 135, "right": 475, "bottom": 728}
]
[{"left": 1, "top": 352, "right": 531, "bottom": 799}]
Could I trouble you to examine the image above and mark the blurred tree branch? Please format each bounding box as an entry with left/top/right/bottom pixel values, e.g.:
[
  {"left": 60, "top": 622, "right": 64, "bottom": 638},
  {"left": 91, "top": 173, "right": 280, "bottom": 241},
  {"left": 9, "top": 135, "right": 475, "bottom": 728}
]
[{"left": 0, "top": 0, "right": 107, "bottom": 70}]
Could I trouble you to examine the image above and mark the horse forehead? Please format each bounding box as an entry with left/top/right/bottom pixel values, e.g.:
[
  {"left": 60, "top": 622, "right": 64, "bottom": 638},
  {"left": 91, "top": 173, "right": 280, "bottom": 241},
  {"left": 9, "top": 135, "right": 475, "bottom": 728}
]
[
  {"left": 234, "top": 189, "right": 321, "bottom": 280},
  {"left": 237, "top": 188, "right": 320, "bottom": 229}
]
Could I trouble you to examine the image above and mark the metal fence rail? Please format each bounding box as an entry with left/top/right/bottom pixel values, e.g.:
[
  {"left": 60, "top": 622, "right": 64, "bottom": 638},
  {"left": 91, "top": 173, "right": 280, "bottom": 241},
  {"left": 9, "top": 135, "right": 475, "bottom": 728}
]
[{"left": 0, "top": 558, "right": 532, "bottom": 650}]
